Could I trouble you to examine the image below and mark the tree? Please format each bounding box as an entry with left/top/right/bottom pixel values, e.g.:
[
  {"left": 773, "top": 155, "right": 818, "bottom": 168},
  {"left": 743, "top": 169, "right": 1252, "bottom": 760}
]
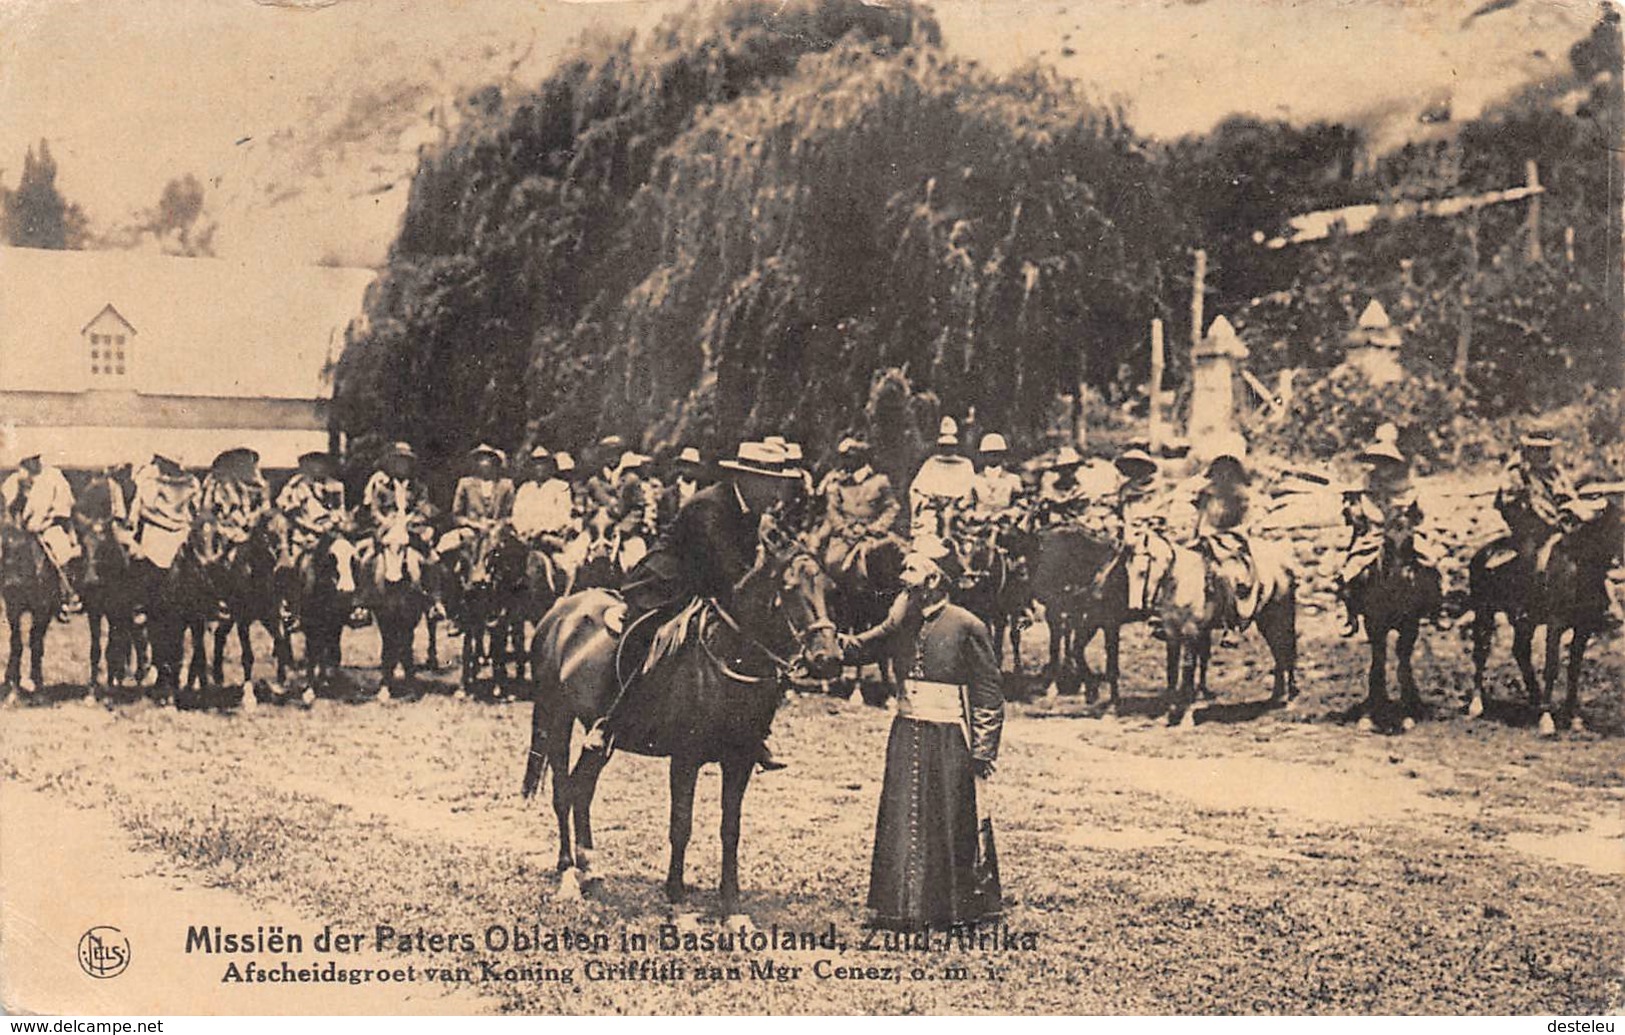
[{"left": 1, "top": 140, "right": 88, "bottom": 249}]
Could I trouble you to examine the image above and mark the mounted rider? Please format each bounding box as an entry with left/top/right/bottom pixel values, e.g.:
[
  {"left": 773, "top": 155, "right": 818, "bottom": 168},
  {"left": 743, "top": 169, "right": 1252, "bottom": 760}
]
[
  {"left": 2, "top": 452, "right": 82, "bottom": 619},
  {"left": 590, "top": 440, "right": 806, "bottom": 767},
  {"left": 511, "top": 447, "right": 578, "bottom": 551},
  {"left": 75, "top": 463, "right": 129, "bottom": 528},
  {"left": 1115, "top": 446, "right": 1171, "bottom": 613},
  {"left": 909, "top": 417, "right": 977, "bottom": 541},
  {"left": 1492, "top": 429, "right": 1582, "bottom": 571},
  {"left": 1033, "top": 446, "right": 1091, "bottom": 526},
  {"left": 200, "top": 448, "right": 271, "bottom": 546},
  {"left": 438, "top": 443, "right": 515, "bottom": 560},
  {"left": 969, "top": 434, "right": 1025, "bottom": 524},
  {"left": 1334, "top": 425, "right": 1444, "bottom": 637},
  {"left": 127, "top": 453, "right": 200, "bottom": 570},
  {"left": 1188, "top": 452, "right": 1260, "bottom": 628},
  {"left": 585, "top": 438, "right": 656, "bottom": 570},
  {"left": 656, "top": 446, "right": 707, "bottom": 530},
  {"left": 811, "top": 437, "right": 902, "bottom": 578},
  {"left": 275, "top": 450, "right": 349, "bottom": 570},
  {"left": 358, "top": 441, "right": 435, "bottom": 586}
]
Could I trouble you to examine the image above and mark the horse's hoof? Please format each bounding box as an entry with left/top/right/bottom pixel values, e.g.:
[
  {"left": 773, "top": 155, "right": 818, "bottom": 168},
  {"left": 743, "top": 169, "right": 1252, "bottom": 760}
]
[
  {"left": 18, "top": 678, "right": 35, "bottom": 695},
  {"left": 554, "top": 868, "right": 583, "bottom": 902},
  {"left": 301, "top": 688, "right": 316, "bottom": 707},
  {"left": 1570, "top": 715, "right": 1585, "bottom": 733},
  {"left": 1044, "top": 682, "right": 1060, "bottom": 700},
  {"left": 1098, "top": 709, "right": 1118, "bottom": 726},
  {"left": 1175, "top": 710, "right": 1196, "bottom": 731},
  {"left": 81, "top": 693, "right": 97, "bottom": 708},
  {"left": 453, "top": 688, "right": 467, "bottom": 701},
  {"left": 1537, "top": 713, "right": 1556, "bottom": 737},
  {"left": 1465, "top": 696, "right": 1484, "bottom": 719},
  {"left": 376, "top": 686, "right": 392, "bottom": 703},
  {"left": 1356, "top": 715, "right": 1376, "bottom": 734},
  {"left": 241, "top": 691, "right": 258, "bottom": 713},
  {"left": 1401, "top": 716, "right": 1416, "bottom": 733}
]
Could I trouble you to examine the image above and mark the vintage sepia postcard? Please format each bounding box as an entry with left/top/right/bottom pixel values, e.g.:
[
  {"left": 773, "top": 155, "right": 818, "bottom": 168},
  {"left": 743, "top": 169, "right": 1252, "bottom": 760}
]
[{"left": 0, "top": 0, "right": 1620, "bottom": 1018}]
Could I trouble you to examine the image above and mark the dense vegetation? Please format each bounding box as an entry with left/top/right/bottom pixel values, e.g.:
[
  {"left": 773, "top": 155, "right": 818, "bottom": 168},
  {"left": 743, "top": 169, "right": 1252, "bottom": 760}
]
[{"left": 333, "top": 0, "right": 1623, "bottom": 469}]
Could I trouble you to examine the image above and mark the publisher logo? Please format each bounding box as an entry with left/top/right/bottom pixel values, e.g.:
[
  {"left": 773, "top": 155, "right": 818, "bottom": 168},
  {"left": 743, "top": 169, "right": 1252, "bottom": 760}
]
[{"left": 78, "top": 926, "right": 130, "bottom": 979}]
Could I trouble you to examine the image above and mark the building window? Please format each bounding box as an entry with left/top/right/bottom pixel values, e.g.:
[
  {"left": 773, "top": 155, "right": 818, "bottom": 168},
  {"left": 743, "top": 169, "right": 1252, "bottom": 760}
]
[{"left": 82, "top": 305, "right": 136, "bottom": 384}]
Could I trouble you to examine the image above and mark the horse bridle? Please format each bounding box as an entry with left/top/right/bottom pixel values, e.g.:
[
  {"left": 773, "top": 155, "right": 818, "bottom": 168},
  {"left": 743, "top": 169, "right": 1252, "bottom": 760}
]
[{"left": 706, "top": 547, "right": 835, "bottom": 683}]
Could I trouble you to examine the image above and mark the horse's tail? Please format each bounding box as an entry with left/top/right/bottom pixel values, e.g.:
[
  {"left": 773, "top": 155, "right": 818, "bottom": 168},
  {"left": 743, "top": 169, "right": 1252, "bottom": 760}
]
[
  {"left": 522, "top": 704, "right": 551, "bottom": 800},
  {"left": 522, "top": 594, "right": 574, "bottom": 799}
]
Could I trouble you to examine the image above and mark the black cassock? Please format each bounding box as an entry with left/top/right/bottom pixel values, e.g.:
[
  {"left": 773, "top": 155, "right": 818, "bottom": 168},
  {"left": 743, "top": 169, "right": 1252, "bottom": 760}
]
[{"left": 851, "top": 594, "right": 1005, "bottom": 930}]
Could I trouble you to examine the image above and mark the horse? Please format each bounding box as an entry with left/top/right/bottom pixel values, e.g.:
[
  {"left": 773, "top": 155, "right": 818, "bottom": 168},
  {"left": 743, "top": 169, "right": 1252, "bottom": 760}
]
[
  {"left": 1156, "top": 538, "right": 1298, "bottom": 727},
  {"left": 366, "top": 518, "right": 430, "bottom": 701},
  {"left": 504, "top": 536, "right": 569, "bottom": 683},
  {"left": 1347, "top": 520, "right": 1443, "bottom": 734},
  {"left": 522, "top": 543, "right": 842, "bottom": 919},
  {"left": 1, "top": 523, "right": 62, "bottom": 698},
  {"left": 1466, "top": 493, "right": 1623, "bottom": 735},
  {"left": 144, "top": 519, "right": 226, "bottom": 706},
  {"left": 205, "top": 519, "right": 292, "bottom": 710},
  {"left": 572, "top": 509, "right": 626, "bottom": 592},
  {"left": 822, "top": 531, "right": 907, "bottom": 706},
  {"left": 1028, "top": 524, "right": 1130, "bottom": 709},
  {"left": 76, "top": 517, "right": 146, "bottom": 696},
  {"left": 281, "top": 529, "right": 360, "bottom": 695},
  {"left": 450, "top": 527, "right": 529, "bottom": 696},
  {"left": 954, "top": 521, "right": 1033, "bottom": 674}
]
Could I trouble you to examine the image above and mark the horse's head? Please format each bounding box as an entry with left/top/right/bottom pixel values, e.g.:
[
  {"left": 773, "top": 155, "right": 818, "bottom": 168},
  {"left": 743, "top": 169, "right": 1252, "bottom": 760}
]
[
  {"left": 771, "top": 549, "right": 842, "bottom": 680},
  {"left": 325, "top": 536, "right": 359, "bottom": 596},
  {"left": 1158, "top": 544, "right": 1215, "bottom": 640},
  {"left": 77, "top": 518, "right": 126, "bottom": 588}
]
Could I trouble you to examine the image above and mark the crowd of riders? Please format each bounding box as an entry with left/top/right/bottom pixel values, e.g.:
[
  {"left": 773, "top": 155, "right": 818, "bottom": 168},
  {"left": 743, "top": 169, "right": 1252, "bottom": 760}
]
[{"left": 1, "top": 415, "right": 1614, "bottom": 650}]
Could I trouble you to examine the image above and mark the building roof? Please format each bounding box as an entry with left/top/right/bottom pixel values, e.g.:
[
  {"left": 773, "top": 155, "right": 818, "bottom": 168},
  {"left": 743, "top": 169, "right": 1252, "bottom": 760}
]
[{"left": 0, "top": 245, "right": 376, "bottom": 400}]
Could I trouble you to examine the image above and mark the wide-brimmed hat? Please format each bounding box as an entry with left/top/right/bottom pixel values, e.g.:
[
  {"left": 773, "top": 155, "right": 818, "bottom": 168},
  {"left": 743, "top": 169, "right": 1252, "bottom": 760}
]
[
  {"left": 382, "top": 441, "right": 416, "bottom": 461},
  {"left": 1356, "top": 440, "right": 1406, "bottom": 466},
  {"left": 553, "top": 451, "right": 577, "bottom": 474},
  {"left": 1207, "top": 453, "right": 1250, "bottom": 482},
  {"left": 152, "top": 452, "right": 182, "bottom": 470},
  {"left": 937, "top": 417, "right": 960, "bottom": 447},
  {"left": 1519, "top": 431, "right": 1558, "bottom": 449},
  {"left": 980, "top": 433, "right": 1009, "bottom": 455},
  {"left": 1050, "top": 445, "right": 1084, "bottom": 469},
  {"left": 212, "top": 447, "right": 261, "bottom": 475},
  {"left": 617, "top": 450, "right": 650, "bottom": 472},
  {"left": 836, "top": 436, "right": 870, "bottom": 456},
  {"left": 906, "top": 534, "right": 963, "bottom": 582},
  {"left": 298, "top": 450, "right": 337, "bottom": 472},
  {"left": 1115, "top": 448, "right": 1158, "bottom": 478},
  {"left": 783, "top": 442, "right": 804, "bottom": 463},
  {"left": 676, "top": 446, "right": 703, "bottom": 466},
  {"left": 528, "top": 445, "right": 552, "bottom": 462},
  {"left": 718, "top": 441, "right": 801, "bottom": 479},
  {"left": 597, "top": 434, "right": 625, "bottom": 450},
  {"left": 470, "top": 443, "right": 506, "bottom": 465}
]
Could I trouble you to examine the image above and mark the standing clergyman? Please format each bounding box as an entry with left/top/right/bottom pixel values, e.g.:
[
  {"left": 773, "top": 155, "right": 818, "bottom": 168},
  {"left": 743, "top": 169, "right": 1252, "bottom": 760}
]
[{"left": 843, "top": 535, "right": 1004, "bottom": 931}]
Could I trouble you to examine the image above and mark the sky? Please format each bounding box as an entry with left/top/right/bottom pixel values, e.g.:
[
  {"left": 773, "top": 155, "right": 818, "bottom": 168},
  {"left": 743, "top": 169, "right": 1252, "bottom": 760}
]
[{"left": 0, "top": 0, "right": 1604, "bottom": 267}]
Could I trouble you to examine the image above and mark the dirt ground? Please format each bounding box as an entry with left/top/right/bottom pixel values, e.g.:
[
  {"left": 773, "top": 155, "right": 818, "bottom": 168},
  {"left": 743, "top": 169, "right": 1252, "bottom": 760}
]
[{"left": 1, "top": 610, "right": 1620, "bottom": 1015}]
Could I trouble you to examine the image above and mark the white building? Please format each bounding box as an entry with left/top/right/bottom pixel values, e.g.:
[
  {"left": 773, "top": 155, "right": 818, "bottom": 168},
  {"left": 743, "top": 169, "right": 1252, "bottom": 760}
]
[{"left": 0, "top": 245, "right": 376, "bottom": 469}]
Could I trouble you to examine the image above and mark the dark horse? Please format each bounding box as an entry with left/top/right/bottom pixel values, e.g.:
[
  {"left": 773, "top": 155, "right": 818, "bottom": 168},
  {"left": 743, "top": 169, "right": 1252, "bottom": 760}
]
[
  {"left": 1156, "top": 540, "right": 1299, "bottom": 727},
  {"left": 281, "top": 530, "right": 360, "bottom": 696},
  {"left": 1347, "top": 521, "right": 1443, "bottom": 734},
  {"left": 954, "top": 522, "right": 1034, "bottom": 673},
  {"left": 1466, "top": 493, "right": 1623, "bottom": 735},
  {"left": 523, "top": 545, "right": 841, "bottom": 918},
  {"left": 144, "top": 519, "right": 225, "bottom": 705},
  {"left": 77, "top": 518, "right": 147, "bottom": 696},
  {"left": 1028, "top": 525, "right": 1130, "bottom": 709},
  {"left": 450, "top": 528, "right": 529, "bottom": 696},
  {"left": 823, "top": 532, "right": 906, "bottom": 706},
  {"left": 206, "top": 520, "right": 293, "bottom": 710},
  {"left": 367, "top": 518, "right": 429, "bottom": 700},
  {"left": 1, "top": 524, "right": 62, "bottom": 697}
]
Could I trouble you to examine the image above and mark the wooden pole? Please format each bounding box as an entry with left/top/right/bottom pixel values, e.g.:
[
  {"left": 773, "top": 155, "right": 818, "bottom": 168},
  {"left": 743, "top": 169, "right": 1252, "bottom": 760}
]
[
  {"left": 1455, "top": 212, "right": 1480, "bottom": 385},
  {"left": 1149, "top": 318, "right": 1165, "bottom": 451},
  {"left": 1524, "top": 159, "right": 1543, "bottom": 265},
  {"left": 1190, "top": 249, "right": 1207, "bottom": 353}
]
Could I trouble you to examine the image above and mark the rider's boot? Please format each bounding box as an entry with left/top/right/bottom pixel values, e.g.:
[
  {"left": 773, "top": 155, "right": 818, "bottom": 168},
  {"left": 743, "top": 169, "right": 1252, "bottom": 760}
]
[
  {"left": 58, "top": 571, "right": 82, "bottom": 622},
  {"left": 757, "top": 739, "right": 787, "bottom": 773},
  {"left": 1335, "top": 577, "right": 1360, "bottom": 638},
  {"left": 580, "top": 718, "right": 612, "bottom": 753}
]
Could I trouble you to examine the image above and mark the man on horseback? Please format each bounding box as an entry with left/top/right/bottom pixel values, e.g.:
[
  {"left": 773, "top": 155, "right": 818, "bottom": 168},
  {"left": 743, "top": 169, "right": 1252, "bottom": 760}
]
[
  {"left": 811, "top": 437, "right": 902, "bottom": 578},
  {"left": 970, "top": 434, "right": 1025, "bottom": 523},
  {"left": 1335, "top": 426, "right": 1444, "bottom": 637},
  {"left": 587, "top": 440, "right": 805, "bottom": 767},
  {"left": 125, "top": 452, "right": 201, "bottom": 622},
  {"left": 275, "top": 451, "right": 349, "bottom": 569},
  {"left": 199, "top": 448, "right": 273, "bottom": 620},
  {"left": 1034, "top": 446, "right": 1091, "bottom": 526},
  {"left": 2, "top": 453, "right": 82, "bottom": 619},
  {"left": 655, "top": 447, "right": 706, "bottom": 531},
  {"left": 1115, "top": 446, "right": 1171, "bottom": 614},
  {"left": 439, "top": 444, "right": 515, "bottom": 557},
  {"left": 586, "top": 441, "right": 656, "bottom": 572},
  {"left": 909, "top": 417, "right": 977, "bottom": 540},
  {"left": 358, "top": 442, "right": 435, "bottom": 588},
  {"left": 1492, "top": 430, "right": 1582, "bottom": 571},
  {"left": 511, "top": 446, "right": 580, "bottom": 593},
  {"left": 1189, "top": 452, "right": 1259, "bottom": 633}
]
